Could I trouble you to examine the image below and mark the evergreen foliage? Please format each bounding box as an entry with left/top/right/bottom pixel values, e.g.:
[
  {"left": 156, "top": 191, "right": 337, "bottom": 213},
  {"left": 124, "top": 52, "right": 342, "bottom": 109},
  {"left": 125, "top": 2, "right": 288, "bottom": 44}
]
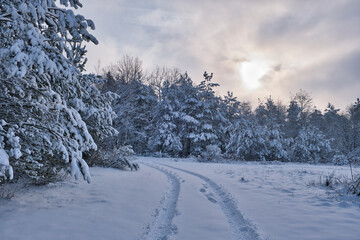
[
  {"left": 0, "top": 0, "right": 116, "bottom": 183},
  {"left": 290, "top": 126, "right": 332, "bottom": 163},
  {"left": 97, "top": 57, "right": 359, "bottom": 166}
]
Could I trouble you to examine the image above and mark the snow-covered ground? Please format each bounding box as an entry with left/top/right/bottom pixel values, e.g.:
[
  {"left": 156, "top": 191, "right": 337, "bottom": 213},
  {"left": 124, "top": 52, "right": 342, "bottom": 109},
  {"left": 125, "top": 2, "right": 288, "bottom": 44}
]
[{"left": 1, "top": 157, "right": 359, "bottom": 240}]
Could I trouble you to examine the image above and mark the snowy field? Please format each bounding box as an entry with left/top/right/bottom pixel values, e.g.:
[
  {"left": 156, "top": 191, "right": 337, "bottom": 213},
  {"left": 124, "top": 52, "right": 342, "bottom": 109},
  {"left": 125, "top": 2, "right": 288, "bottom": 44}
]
[{"left": 1, "top": 157, "right": 360, "bottom": 240}]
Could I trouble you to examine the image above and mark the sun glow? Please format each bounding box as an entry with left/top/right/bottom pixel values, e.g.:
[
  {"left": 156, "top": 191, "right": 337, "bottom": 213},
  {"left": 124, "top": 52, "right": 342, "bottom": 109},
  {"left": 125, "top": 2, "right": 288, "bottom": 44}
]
[{"left": 240, "top": 57, "right": 271, "bottom": 90}]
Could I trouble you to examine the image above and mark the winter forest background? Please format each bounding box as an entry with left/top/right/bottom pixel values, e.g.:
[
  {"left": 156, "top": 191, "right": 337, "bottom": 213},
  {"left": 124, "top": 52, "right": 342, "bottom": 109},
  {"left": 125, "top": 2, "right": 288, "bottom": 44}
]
[{"left": 0, "top": 0, "right": 359, "bottom": 197}]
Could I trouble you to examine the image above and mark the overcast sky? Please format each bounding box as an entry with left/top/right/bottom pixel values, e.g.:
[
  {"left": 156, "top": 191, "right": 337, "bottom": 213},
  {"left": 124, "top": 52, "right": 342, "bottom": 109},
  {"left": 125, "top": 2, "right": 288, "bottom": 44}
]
[{"left": 77, "top": 0, "right": 360, "bottom": 111}]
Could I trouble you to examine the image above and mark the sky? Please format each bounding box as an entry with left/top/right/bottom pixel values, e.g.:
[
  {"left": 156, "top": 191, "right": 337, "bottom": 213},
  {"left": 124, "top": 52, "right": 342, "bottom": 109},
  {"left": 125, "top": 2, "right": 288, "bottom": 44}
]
[{"left": 76, "top": 0, "right": 360, "bottom": 111}]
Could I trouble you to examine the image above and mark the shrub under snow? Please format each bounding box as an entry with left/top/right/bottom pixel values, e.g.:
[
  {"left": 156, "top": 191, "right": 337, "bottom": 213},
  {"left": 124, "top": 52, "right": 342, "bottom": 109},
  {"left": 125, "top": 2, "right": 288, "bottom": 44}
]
[
  {"left": 0, "top": 148, "right": 13, "bottom": 183},
  {"left": 200, "top": 145, "right": 222, "bottom": 162},
  {"left": 86, "top": 145, "right": 139, "bottom": 171}
]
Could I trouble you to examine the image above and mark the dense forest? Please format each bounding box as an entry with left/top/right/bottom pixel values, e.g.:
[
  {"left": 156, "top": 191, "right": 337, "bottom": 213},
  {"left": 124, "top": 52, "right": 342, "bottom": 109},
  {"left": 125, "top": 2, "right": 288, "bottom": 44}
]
[
  {"left": 0, "top": 0, "right": 359, "bottom": 193},
  {"left": 98, "top": 56, "right": 360, "bottom": 166}
]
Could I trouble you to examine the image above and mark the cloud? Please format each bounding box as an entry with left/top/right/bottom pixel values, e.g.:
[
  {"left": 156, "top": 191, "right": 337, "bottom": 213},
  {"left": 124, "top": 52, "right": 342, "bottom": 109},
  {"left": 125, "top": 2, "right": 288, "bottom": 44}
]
[{"left": 78, "top": 0, "right": 360, "bottom": 110}]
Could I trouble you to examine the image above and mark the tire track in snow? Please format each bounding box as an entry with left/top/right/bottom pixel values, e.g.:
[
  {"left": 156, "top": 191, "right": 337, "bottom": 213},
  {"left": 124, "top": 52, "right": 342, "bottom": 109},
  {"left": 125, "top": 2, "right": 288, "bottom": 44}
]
[
  {"left": 158, "top": 163, "right": 261, "bottom": 240},
  {"left": 140, "top": 163, "right": 180, "bottom": 240}
]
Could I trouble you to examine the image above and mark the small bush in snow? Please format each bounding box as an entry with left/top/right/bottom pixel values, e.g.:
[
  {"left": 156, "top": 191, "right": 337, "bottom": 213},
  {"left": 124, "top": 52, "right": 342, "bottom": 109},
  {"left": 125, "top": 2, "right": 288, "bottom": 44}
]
[
  {"left": 348, "top": 148, "right": 360, "bottom": 166},
  {"left": 0, "top": 147, "right": 13, "bottom": 184},
  {"left": 152, "top": 151, "right": 170, "bottom": 158},
  {"left": 332, "top": 154, "right": 349, "bottom": 165},
  {"left": 332, "top": 148, "right": 359, "bottom": 186},
  {"left": 0, "top": 185, "right": 16, "bottom": 199},
  {"left": 0, "top": 178, "right": 32, "bottom": 199},
  {"left": 307, "top": 172, "right": 342, "bottom": 189},
  {"left": 0, "top": 165, "right": 13, "bottom": 184},
  {"left": 347, "top": 176, "right": 360, "bottom": 196},
  {"left": 308, "top": 170, "right": 360, "bottom": 197},
  {"left": 87, "top": 145, "right": 139, "bottom": 171},
  {"left": 200, "top": 145, "right": 222, "bottom": 162},
  {"left": 322, "top": 172, "right": 339, "bottom": 188}
]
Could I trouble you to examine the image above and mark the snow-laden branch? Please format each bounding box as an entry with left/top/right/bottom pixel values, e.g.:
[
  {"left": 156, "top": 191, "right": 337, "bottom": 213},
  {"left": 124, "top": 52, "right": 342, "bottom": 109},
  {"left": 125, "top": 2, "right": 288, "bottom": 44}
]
[{"left": 0, "top": 13, "right": 11, "bottom": 22}]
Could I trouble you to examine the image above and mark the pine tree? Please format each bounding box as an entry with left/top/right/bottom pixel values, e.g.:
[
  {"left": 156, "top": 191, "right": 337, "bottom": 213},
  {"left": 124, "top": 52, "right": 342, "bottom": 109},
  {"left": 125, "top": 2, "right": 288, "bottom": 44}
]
[
  {"left": 348, "top": 98, "right": 360, "bottom": 151},
  {"left": 323, "top": 103, "right": 350, "bottom": 154},
  {"left": 309, "top": 109, "right": 325, "bottom": 131},
  {"left": 169, "top": 73, "right": 200, "bottom": 156},
  {"left": 112, "top": 79, "right": 157, "bottom": 153},
  {"left": 255, "top": 96, "right": 286, "bottom": 129},
  {"left": 148, "top": 81, "right": 182, "bottom": 156},
  {"left": 226, "top": 119, "right": 267, "bottom": 161},
  {"left": 264, "top": 127, "right": 288, "bottom": 161},
  {"left": 284, "top": 100, "right": 302, "bottom": 138},
  {"left": 290, "top": 126, "right": 332, "bottom": 163},
  {"left": 223, "top": 92, "right": 243, "bottom": 122},
  {"left": 226, "top": 118, "right": 288, "bottom": 162},
  {"left": 100, "top": 57, "right": 158, "bottom": 154},
  {"left": 221, "top": 92, "right": 244, "bottom": 152},
  {"left": 0, "top": 0, "right": 115, "bottom": 183},
  {"left": 191, "top": 72, "right": 227, "bottom": 155}
]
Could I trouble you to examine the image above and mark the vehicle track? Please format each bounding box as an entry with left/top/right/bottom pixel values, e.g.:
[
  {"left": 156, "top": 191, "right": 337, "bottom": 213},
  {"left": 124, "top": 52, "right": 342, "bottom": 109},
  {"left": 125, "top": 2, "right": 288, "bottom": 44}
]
[
  {"left": 139, "top": 163, "right": 180, "bottom": 240},
  {"left": 158, "top": 163, "right": 261, "bottom": 240}
]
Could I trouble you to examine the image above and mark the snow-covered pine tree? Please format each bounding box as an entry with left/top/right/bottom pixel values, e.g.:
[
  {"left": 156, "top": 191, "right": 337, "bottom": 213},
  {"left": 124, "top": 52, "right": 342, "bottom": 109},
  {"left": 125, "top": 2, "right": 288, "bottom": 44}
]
[
  {"left": 309, "top": 109, "right": 325, "bottom": 131},
  {"left": 264, "top": 127, "right": 288, "bottom": 161},
  {"left": 150, "top": 72, "right": 229, "bottom": 157},
  {"left": 226, "top": 118, "right": 288, "bottom": 162},
  {"left": 221, "top": 92, "right": 247, "bottom": 153},
  {"left": 226, "top": 119, "right": 267, "bottom": 161},
  {"left": 148, "top": 80, "right": 183, "bottom": 156},
  {"left": 101, "top": 58, "right": 157, "bottom": 154},
  {"left": 290, "top": 126, "right": 332, "bottom": 163},
  {"left": 251, "top": 97, "right": 288, "bottom": 161},
  {"left": 254, "top": 100, "right": 268, "bottom": 126},
  {"left": 223, "top": 92, "right": 243, "bottom": 122},
  {"left": 168, "top": 73, "right": 200, "bottom": 156},
  {"left": 112, "top": 79, "right": 157, "bottom": 153},
  {"left": 73, "top": 74, "right": 118, "bottom": 144},
  {"left": 284, "top": 91, "right": 314, "bottom": 139},
  {"left": 255, "top": 96, "right": 286, "bottom": 129},
  {"left": 348, "top": 98, "right": 360, "bottom": 152},
  {"left": 323, "top": 103, "right": 350, "bottom": 154},
  {"left": 0, "top": 0, "right": 114, "bottom": 183},
  {"left": 284, "top": 100, "right": 302, "bottom": 139},
  {"left": 191, "top": 72, "right": 228, "bottom": 155}
]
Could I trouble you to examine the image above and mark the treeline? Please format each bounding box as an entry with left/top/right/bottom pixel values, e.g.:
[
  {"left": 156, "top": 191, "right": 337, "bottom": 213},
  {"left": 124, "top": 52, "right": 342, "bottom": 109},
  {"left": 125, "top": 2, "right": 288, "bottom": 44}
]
[{"left": 99, "top": 56, "right": 360, "bottom": 165}]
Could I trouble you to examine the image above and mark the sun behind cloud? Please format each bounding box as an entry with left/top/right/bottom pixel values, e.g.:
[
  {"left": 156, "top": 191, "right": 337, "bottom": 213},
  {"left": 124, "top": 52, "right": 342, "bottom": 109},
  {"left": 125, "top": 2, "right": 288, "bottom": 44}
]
[{"left": 240, "top": 57, "right": 272, "bottom": 90}]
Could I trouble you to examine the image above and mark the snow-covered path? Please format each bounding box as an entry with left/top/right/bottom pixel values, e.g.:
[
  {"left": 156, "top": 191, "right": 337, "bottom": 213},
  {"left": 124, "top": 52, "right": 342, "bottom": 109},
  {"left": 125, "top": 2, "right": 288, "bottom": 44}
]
[
  {"left": 141, "top": 162, "right": 246, "bottom": 240},
  {"left": 154, "top": 162, "right": 260, "bottom": 240},
  {"left": 1, "top": 157, "right": 360, "bottom": 240},
  {"left": 140, "top": 163, "right": 180, "bottom": 239}
]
